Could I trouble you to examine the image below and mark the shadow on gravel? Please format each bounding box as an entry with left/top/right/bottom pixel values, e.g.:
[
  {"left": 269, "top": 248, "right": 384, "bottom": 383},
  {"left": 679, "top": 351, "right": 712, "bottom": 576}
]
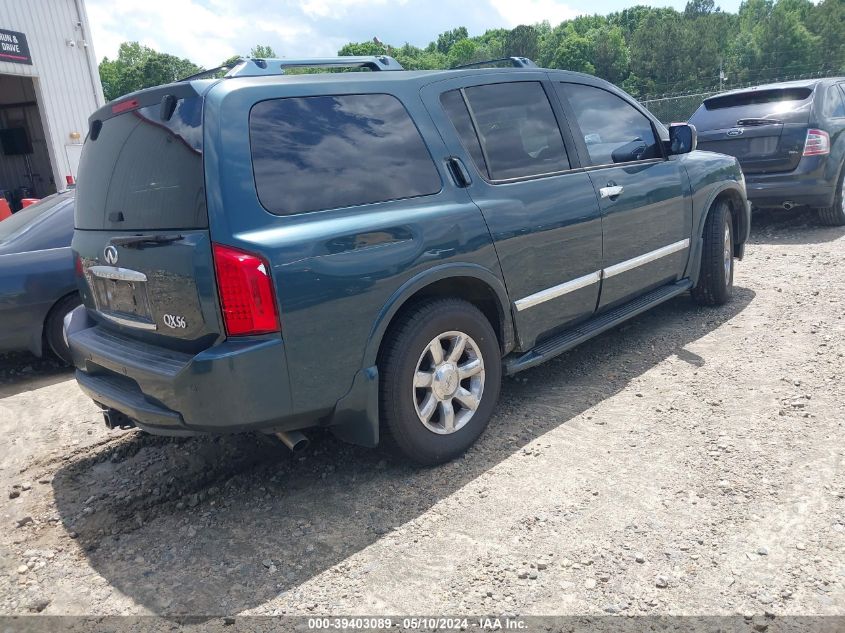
[
  {"left": 51, "top": 287, "right": 754, "bottom": 617},
  {"left": 750, "top": 206, "right": 845, "bottom": 245},
  {"left": 0, "top": 352, "right": 73, "bottom": 400}
]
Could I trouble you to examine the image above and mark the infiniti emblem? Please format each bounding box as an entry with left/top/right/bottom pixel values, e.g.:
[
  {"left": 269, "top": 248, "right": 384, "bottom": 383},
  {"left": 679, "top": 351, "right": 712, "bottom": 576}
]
[
  {"left": 104, "top": 245, "right": 119, "bottom": 265},
  {"left": 726, "top": 128, "right": 744, "bottom": 137}
]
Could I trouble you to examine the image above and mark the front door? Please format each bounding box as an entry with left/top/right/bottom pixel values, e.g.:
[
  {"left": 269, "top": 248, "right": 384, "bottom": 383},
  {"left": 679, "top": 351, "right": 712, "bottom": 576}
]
[
  {"left": 556, "top": 81, "right": 692, "bottom": 310},
  {"left": 422, "top": 76, "right": 604, "bottom": 349}
]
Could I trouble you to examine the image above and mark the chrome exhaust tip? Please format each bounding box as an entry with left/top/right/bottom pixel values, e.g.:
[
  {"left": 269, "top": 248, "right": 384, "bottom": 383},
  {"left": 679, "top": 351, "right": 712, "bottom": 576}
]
[
  {"left": 275, "top": 430, "right": 310, "bottom": 452},
  {"left": 783, "top": 201, "right": 795, "bottom": 210}
]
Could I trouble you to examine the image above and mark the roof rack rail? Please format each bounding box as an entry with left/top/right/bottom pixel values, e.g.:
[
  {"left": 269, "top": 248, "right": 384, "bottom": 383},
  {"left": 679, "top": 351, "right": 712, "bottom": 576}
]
[
  {"left": 452, "top": 57, "right": 538, "bottom": 70},
  {"left": 225, "top": 56, "right": 404, "bottom": 77},
  {"left": 180, "top": 61, "right": 243, "bottom": 82}
]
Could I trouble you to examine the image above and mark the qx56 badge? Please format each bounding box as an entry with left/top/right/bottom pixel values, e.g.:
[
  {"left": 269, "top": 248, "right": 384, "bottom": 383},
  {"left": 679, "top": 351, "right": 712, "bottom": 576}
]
[{"left": 163, "top": 314, "right": 187, "bottom": 329}]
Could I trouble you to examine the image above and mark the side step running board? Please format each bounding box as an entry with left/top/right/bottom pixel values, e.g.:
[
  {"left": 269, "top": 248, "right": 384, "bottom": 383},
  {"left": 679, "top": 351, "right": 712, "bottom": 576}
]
[{"left": 504, "top": 280, "right": 693, "bottom": 375}]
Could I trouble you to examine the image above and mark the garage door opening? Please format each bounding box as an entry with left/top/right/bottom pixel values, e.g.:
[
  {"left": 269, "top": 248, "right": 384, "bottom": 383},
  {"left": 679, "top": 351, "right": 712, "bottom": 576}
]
[{"left": 0, "top": 74, "right": 56, "bottom": 211}]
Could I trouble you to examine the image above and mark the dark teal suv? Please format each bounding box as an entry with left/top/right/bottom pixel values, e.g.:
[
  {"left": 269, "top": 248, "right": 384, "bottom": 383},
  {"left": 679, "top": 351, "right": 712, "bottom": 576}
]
[{"left": 66, "top": 56, "right": 750, "bottom": 465}]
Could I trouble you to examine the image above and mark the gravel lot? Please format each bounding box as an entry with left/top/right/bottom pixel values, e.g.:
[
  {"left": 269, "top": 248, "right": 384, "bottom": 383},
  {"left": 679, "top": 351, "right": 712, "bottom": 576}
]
[{"left": 0, "top": 208, "right": 843, "bottom": 620}]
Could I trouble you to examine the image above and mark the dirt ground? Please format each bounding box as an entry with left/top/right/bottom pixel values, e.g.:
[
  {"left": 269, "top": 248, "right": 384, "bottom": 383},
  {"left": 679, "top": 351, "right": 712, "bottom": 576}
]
[{"left": 0, "top": 208, "right": 843, "bottom": 620}]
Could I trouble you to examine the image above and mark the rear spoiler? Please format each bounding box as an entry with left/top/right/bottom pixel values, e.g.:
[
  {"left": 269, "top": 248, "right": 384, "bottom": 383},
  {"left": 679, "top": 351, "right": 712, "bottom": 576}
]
[{"left": 88, "top": 82, "right": 204, "bottom": 134}]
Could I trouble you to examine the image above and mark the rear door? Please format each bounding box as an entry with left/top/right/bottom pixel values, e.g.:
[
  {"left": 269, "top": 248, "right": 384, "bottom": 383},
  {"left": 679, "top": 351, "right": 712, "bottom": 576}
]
[
  {"left": 690, "top": 87, "right": 814, "bottom": 174},
  {"left": 556, "top": 81, "right": 691, "bottom": 311},
  {"left": 422, "top": 75, "right": 604, "bottom": 349},
  {"left": 74, "top": 84, "right": 222, "bottom": 353}
]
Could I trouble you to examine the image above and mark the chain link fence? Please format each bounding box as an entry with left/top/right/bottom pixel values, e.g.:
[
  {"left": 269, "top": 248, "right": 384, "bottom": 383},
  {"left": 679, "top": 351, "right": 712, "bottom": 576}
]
[{"left": 640, "top": 91, "right": 718, "bottom": 124}]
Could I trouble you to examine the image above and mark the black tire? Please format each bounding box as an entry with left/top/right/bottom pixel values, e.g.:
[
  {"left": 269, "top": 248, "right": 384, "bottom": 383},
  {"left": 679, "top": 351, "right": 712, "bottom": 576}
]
[
  {"left": 379, "top": 299, "right": 502, "bottom": 465},
  {"left": 45, "top": 293, "right": 82, "bottom": 364},
  {"left": 692, "top": 201, "right": 734, "bottom": 306},
  {"left": 816, "top": 166, "right": 845, "bottom": 227}
]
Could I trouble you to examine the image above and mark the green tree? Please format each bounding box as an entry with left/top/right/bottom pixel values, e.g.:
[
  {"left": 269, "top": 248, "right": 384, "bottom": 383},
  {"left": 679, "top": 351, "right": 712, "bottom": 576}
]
[
  {"left": 504, "top": 24, "right": 540, "bottom": 59},
  {"left": 628, "top": 11, "right": 687, "bottom": 95},
  {"left": 475, "top": 28, "right": 509, "bottom": 59},
  {"left": 436, "top": 27, "right": 469, "bottom": 54},
  {"left": 338, "top": 41, "right": 386, "bottom": 56},
  {"left": 588, "top": 25, "right": 629, "bottom": 84},
  {"left": 249, "top": 44, "right": 277, "bottom": 58},
  {"left": 806, "top": 0, "right": 845, "bottom": 73},
  {"left": 684, "top": 0, "right": 717, "bottom": 17},
  {"left": 753, "top": 0, "right": 819, "bottom": 82},
  {"left": 447, "top": 39, "right": 479, "bottom": 68},
  {"left": 99, "top": 42, "right": 201, "bottom": 101},
  {"left": 393, "top": 43, "right": 448, "bottom": 69},
  {"left": 547, "top": 24, "right": 594, "bottom": 73},
  {"left": 330, "top": 0, "right": 845, "bottom": 100}
]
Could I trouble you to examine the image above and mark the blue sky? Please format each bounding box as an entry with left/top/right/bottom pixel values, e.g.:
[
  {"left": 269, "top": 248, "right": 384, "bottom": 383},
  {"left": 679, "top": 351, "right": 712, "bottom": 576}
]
[{"left": 87, "top": 0, "right": 743, "bottom": 68}]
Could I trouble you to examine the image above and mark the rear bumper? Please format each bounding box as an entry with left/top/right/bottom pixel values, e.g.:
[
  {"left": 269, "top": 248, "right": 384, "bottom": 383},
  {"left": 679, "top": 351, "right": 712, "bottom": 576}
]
[
  {"left": 745, "top": 155, "right": 837, "bottom": 208},
  {"left": 65, "top": 306, "right": 297, "bottom": 434}
]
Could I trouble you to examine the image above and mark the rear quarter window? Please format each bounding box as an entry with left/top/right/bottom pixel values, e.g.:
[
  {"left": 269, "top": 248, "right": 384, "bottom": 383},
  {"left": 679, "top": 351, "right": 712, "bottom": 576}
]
[
  {"left": 822, "top": 84, "right": 845, "bottom": 119},
  {"left": 250, "top": 94, "right": 441, "bottom": 215}
]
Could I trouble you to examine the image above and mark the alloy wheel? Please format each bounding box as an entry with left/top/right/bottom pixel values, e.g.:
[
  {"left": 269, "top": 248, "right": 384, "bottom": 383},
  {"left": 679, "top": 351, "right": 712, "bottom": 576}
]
[{"left": 412, "top": 330, "right": 485, "bottom": 435}]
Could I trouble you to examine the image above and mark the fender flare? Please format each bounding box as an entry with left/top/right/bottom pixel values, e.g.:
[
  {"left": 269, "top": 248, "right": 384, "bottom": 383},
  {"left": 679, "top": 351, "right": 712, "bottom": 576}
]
[
  {"left": 687, "top": 183, "right": 749, "bottom": 283},
  {"left": 698, "top": 183, "right": 749, "bottom": 245},
  {"left": 360, "top": 262, "right": 514, "bottom": 369}
]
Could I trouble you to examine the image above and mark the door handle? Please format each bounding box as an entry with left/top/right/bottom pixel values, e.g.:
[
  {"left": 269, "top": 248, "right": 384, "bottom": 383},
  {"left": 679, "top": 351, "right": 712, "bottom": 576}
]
[
  {"left": 600, "top": 185, "right": 624, "bottom": 199},
  {"left": 446, "top": 157, "right": 472, "bottom": 188}
]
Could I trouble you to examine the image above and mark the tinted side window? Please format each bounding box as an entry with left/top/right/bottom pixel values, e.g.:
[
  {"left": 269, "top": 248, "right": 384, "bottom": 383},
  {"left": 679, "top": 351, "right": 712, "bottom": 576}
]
[
  {"left": 823, "top": 84, "right": 845, "bottom": 119},
  {"left": 562, "top": 83, "right": 660, "bottom": 165},
  {"left": 459, "top": 82, "right": 570, "bottom": 181},
  {"left": 440, "top": 90, "right": 488, "bottom": 177},
  {"left": 250, "top": 94, "right": 441, "bottom": 215}
]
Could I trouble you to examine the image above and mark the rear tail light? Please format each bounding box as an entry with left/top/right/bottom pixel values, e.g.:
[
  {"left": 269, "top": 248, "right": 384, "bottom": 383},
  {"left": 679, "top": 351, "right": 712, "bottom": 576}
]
[
  {"left": 111, "top": 98, "right": 140, "bottom": 115},
  {"left": 74, "top": 252, "right": 84, "bottom": 278},
  {"left": 803, "top": 129, "right": 830, "bottom": 156},
  {"left": 212, "top": 243, "right": 280, "bottom": 336}
]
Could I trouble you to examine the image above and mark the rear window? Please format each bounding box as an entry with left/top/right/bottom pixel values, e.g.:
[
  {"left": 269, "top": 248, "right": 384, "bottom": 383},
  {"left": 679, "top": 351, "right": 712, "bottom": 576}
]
[
  {"left": 76, "top": 96, "right": 206, "bottom": 230},
  {"left": 250, "top": 94, "right": 441, "bottom": 215},
  {"left": 690, "top": 87, "right": 814, "bottom": 130}
]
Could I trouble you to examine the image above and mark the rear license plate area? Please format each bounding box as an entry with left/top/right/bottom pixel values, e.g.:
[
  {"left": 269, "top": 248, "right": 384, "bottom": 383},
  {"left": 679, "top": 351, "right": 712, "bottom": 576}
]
[{"left": 92, "top": 276, "right": 154, "bottom": 323}]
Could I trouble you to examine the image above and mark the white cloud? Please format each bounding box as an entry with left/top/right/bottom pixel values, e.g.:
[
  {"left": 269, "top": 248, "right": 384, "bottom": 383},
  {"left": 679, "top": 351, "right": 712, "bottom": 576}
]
[
  {"left": 489, "top": 0, "right": 578, "bottom": 26},
  {"left": 85, "top": 0, "right": 581, "bottom": 69},
  {"left": 87, "top": 0, "right": 249, "bottom": 66},
  {"left": 300, "top": 0, "right": 399, "bottom": 19}
]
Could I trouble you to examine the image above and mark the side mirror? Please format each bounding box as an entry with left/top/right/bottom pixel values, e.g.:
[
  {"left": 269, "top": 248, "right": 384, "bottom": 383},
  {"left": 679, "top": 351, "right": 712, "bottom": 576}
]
[{"left": 669, "top": 123, "right": 697, "bottom": 155}]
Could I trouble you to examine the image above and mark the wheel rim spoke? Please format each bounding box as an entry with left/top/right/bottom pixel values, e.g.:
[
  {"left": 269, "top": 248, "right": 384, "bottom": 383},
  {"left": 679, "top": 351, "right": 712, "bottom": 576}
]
[
  {"left": 428, "top": 340, "right": 444, "bottom": 365},
  {"left": 458, "top": 357, "right": 482, "bottom": 380},
  {"left": 447, "top": 334, "right": 467, "bottom": 363},
  {"left": 418, "top": 393, "right": 437, "bottom": 422},
  {"left": 439, "top": 400, "right": 455, "bottom": 432},
  {"left": 454, "top": 387, "right": 479, "bottom": 411},
  {"left": 724, "top": 225, "right": 731, "bottom": 278},
  {"left": 414, "top": 371, "right": 433, "bottom": 388}
]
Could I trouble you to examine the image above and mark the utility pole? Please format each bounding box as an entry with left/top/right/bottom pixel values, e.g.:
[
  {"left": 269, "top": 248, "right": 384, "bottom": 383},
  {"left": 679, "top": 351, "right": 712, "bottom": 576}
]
[{"left": 719, "top": 60, "right": 726, "bottom": 91}]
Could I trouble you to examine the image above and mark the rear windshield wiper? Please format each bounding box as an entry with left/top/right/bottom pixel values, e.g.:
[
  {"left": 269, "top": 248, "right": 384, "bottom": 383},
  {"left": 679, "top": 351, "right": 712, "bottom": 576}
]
[
  {"left": 736, "top": 118, "right": 782, "bottom": 126},
  {"left": 109, "top": 234, "right": 184, "bottom": 249}
]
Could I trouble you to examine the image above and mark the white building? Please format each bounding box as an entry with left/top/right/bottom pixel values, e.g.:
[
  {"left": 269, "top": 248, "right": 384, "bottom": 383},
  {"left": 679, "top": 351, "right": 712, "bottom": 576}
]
[{"left": 0, "top": 0, "right": 104, "bottom": 207}]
